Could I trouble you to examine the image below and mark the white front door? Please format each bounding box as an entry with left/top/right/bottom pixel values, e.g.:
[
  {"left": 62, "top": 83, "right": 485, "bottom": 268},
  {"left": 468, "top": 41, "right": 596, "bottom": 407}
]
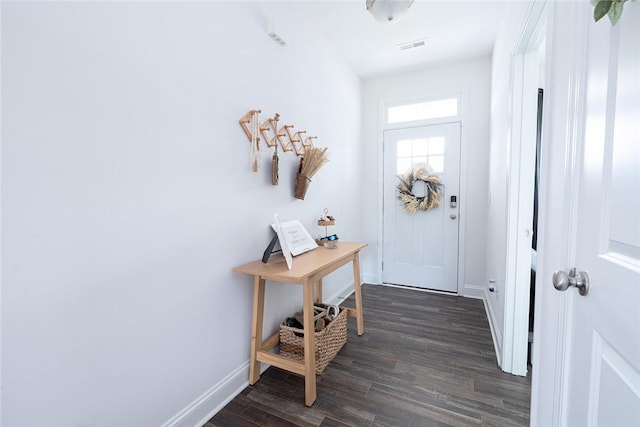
[
  {"left": 382, "top": 123, "right": 461, "bottom": 292},
  {"left": 536, "top": 3, "right": 640, "bottom": 426},
  {"left": 562, "top": 5, "right": 640, "bottom": 426}
]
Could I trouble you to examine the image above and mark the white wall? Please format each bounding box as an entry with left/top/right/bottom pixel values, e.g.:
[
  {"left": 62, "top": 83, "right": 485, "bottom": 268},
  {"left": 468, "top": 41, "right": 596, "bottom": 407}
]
[
  {"left": 485, "top": 2, "right": 530, "bottom": 359},
  {"left": 0, "top": 3, "right": 3, "bottom": 422},
  {"left": 360, "top": 57, "right": 492, "bottom": 295},
  {"left": 1, "top": 3, "right": 362, "bottom": 426}
]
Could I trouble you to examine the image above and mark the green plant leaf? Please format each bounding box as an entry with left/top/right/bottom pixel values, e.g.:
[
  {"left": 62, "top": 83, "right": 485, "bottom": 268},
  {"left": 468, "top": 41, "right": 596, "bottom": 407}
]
[
  {"left": 608, "top": 1, "right": 624, "bottom": 24},
  {"left": 594, "top": 0, "right": 613, "bottom": 22}
]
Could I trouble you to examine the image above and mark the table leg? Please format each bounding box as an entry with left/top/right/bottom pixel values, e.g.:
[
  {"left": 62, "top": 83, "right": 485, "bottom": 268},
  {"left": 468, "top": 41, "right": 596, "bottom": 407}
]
[
  {"left": 353, "top": 252, "right": 365, "bottom": 336},
  {"left": 249, "top": 276, "right": 265, "bottom": 385},
  {"left": 302, "top": 281, "right": 317, "bottom": 406},
  {"left": 314, "top": 278, "right": 323, "bottom": 304}
]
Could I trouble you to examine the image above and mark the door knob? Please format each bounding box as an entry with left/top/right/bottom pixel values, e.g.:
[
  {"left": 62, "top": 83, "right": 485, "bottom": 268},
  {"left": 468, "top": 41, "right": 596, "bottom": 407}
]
[
  {"left": 450, "top": 214, "right": 457, "bottom": 219},
  {"left": 552, "top": 268, "right": 589, "bottom": 296}
]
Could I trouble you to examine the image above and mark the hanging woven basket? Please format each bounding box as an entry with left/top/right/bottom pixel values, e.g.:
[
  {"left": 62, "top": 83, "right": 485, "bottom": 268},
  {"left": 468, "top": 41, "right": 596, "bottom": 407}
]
[{"left": 294, "top": 174, "right": 312, "bottom": 200}]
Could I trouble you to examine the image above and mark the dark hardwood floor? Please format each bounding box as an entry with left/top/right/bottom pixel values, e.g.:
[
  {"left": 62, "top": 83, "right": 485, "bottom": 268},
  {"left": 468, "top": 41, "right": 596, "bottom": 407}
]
[{"left": 206, "top": 284, "right": 531, "bottom": 427}]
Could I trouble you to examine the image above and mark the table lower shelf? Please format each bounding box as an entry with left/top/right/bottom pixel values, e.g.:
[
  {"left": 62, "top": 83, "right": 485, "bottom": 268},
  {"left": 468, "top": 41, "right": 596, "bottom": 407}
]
[
  {"left": 252, "top": 307, "right": 360, "bottom": 382},
  {"left": 257, "top": 350, "right": 306, "bottom": 376},
  {"left": 253, "top": 331, "right": 303, "bottom": 376}
]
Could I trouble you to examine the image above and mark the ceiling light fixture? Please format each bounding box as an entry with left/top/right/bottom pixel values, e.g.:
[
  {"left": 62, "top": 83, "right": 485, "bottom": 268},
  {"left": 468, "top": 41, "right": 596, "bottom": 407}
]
[{"left": 366, "top": 0, "right": 415, "bottom": 23}]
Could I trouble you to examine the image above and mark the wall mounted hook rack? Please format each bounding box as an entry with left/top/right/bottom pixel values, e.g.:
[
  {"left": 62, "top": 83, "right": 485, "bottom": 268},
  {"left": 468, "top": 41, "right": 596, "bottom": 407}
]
[{"left": 239, "top": 109, "right": 317, "bottom": 157}]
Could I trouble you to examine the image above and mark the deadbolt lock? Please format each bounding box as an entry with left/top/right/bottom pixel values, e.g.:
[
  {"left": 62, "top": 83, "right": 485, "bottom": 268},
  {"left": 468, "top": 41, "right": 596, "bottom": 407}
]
[{"left": 450, "top": 195, "right": 457, "bottom": 208}]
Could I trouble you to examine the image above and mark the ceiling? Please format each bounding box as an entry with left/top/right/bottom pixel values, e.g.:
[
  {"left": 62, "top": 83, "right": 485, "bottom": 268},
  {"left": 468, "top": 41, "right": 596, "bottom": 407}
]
[{"left": 285, "top": 0, "right": 506, "bottom": 78}]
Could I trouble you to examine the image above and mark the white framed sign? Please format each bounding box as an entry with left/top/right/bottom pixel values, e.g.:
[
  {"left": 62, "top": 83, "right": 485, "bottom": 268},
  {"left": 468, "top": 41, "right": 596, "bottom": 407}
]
[{"left": 272, "top": 218, "right": 318, "bottom": 258}]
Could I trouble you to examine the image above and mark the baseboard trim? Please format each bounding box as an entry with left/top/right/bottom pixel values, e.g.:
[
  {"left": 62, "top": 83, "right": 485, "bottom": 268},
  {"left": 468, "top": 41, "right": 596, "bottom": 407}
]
[
  {"left": 362, "top": 274, "right": 379, "bottom": 284},
  {"left": 160, "top": 362, "right": 247, "bottom": 427},
  {"left": 325, "top": 279, "right": 356, "bottom": 306},
  {"left": 461, "top": 283, "right": 484, "bottom": 299},
  {"left": 381, "top": 282, "right": 458, "bottom": 296},
  {"left": 162, "top": 279, "right": 356, "bottom": 427},
  {"left": 483, "top": 288, "right": 503, "bottom": 368}
]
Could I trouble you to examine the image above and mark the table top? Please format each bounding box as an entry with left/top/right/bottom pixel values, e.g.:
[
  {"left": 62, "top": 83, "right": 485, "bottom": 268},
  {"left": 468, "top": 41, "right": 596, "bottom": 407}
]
[{"left": 232, "top": 241, "right": 367, "bottom": 283}]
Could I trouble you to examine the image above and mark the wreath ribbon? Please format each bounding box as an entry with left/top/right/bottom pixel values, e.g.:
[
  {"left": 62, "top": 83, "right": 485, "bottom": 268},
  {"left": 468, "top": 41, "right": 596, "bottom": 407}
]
[{"left": 397, "top": 165, "right": 443, "bottom": 214}]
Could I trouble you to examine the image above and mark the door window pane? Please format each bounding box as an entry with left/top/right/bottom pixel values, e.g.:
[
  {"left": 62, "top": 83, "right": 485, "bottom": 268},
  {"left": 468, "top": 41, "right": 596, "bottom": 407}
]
[
  {"left": 397, "top": 158, "right": 412, "bottom": 174},
  {"left": 412, "top": 157, "right": 428, "bottom": 167},
  {"left": 396, "top": 140, "right": 412, "bottom": 157},
  {"left": 428, "top": 137, "right": 445, "bottom": 155},
  {"left": 396, "top": 137, "right": 447, "bottom": 175},
  {"left": 413, "top": 139, "right": 429, "bottom": 156},
  {"left": 428, "top": 155, "right": 444, "bottom": 173}
]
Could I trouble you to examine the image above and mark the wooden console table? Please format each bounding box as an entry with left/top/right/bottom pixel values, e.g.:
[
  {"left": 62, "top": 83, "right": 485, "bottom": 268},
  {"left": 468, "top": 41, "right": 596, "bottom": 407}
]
[{"left": 232, "top": 241, "right": 367, "bottom": 406}]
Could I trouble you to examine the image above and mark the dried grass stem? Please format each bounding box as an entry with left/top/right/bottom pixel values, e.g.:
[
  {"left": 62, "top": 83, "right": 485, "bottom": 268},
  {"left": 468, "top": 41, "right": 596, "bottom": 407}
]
[{"left": 299, "top": 146, "right": 329, "bottom": 179}]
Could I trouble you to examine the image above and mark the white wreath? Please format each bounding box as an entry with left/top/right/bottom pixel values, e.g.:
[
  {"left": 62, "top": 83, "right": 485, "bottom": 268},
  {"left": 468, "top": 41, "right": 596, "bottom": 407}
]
[{"left": 397, "top": 165, "right": 443, "bottom": 214}]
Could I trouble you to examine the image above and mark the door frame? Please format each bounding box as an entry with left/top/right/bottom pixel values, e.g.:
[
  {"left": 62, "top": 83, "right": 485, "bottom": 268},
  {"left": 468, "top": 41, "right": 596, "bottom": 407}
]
[
  {"left": 375, "top": 92, "right": 466, "bottom": 294},
  {"left": 530, "top": 1, "right": 590, "bottom": 425},
  {"left": 502, "top": 0, "right": 546, "bottom": 376}
]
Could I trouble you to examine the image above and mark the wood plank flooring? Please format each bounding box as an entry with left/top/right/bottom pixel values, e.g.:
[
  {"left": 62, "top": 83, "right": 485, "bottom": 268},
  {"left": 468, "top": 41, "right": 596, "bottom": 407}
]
[{"left": 206, "top": 284, "right": 531, "bottom": 427}]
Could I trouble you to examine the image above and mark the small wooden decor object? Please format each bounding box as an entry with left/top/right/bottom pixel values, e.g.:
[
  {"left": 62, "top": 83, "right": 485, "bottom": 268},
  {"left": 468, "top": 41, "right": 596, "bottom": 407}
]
[{"left": 316, "top": 208, "right": 336, "bottom": 246}]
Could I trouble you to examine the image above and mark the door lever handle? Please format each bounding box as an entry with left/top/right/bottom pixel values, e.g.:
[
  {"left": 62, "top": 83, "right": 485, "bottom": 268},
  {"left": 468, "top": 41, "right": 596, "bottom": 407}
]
[{"left": 552, "top": 268, "right": 589, "bottom": 296}]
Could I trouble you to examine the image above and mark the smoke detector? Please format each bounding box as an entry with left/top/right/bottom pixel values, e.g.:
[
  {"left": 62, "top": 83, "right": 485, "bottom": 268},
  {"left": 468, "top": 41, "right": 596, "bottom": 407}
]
[
  {"left": 367, "top": 0, "right": 415, "bottom": 23},
  {"left": 397, "top": 38, "right": 427, "bottom": 51}
]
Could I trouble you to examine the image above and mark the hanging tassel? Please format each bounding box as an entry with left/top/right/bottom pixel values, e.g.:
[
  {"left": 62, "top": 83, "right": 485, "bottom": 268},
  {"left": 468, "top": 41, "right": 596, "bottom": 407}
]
[
  {"left": 249, "top": 110, "right": 261, "bottom": 172},
  {"left": 272, "top": 143, "right": 279, "bottom": 185}
]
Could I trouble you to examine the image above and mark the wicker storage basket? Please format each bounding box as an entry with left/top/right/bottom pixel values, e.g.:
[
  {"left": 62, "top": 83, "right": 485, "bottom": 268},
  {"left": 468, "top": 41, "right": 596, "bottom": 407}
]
[{"left": 279, "top": 307, "right": 347, "bottom": 374}]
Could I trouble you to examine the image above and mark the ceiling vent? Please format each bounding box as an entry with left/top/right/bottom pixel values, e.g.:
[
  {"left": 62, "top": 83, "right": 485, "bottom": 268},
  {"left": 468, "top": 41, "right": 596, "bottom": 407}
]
[
  {"left": 268, "top": 31, "right": 287, "bottom": 47},
  {"left": 267, "top": 19, "right": 287, "bottom": 47},
  {"left": 397, "top": 39, "right": 426, "bottom": 51}
]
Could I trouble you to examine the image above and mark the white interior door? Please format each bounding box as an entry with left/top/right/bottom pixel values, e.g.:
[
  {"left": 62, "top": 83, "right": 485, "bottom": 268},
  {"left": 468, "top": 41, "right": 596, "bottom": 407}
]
[
  {"left": 382, "top": 123, "right": 460, "bottom": 292},
  {"left": 558, "top": 5, "right": 640, "bottom": 426}
]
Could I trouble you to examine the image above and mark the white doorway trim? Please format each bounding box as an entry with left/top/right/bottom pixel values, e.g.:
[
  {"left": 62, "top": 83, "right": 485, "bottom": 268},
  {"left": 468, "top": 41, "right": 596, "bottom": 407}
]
[
  {"left": 502, "top": 1, "right": 547, "bottom": 376},
  {"left": 530, "top": 2, "right": 590, "bottom": 425}
]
